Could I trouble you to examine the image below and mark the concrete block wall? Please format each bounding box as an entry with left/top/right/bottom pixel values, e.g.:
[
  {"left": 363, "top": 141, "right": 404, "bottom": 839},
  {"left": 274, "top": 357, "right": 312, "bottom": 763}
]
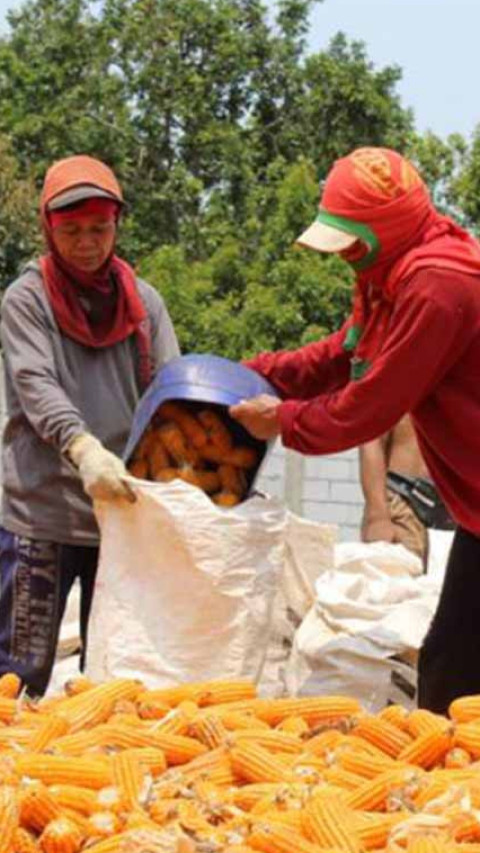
[{"left": 257, "top": 441, "right": 364, "bottom": 541}]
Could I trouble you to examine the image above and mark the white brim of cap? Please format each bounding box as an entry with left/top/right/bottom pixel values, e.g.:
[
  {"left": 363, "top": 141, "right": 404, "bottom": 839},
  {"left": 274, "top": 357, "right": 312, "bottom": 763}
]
[
  {"left": 47, "top": 185, "right": 120, "bottom": 211},
  {"left": 296, "top": 220, "right": 357, "bottom": 253}
]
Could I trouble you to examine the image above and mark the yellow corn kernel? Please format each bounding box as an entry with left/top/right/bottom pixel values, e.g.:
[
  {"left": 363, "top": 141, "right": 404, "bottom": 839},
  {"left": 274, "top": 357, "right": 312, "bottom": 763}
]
[
  {"left": 354, "top": 811, "right": 409, "bottom": 850},
  {"left": 39, "top": 816, "right": 83, "bottom": 853},
  {"left": 124, "top": 747, "right": 166, "bottom": 777}
]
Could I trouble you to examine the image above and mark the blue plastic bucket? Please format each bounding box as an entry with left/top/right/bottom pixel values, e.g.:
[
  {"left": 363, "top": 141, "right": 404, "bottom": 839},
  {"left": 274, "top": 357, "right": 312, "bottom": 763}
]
[{"left": 124, "top": 354, "right": 279, "bottom": 491}]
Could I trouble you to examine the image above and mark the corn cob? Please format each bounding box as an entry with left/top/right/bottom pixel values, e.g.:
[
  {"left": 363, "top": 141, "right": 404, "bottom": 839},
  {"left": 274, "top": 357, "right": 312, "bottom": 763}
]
[
  {"left": 275, "top": 716, "right": 310, "bottom": 737},
  {"left": 157, "top": 402, "right": 208, "bottom": 448},
  {"left": 229, "top": 742, "right": 290, "bottom": 784},
  {"left": 198, "top": 410, "right": 233, "bottom": 452},
  {"left": 304, "top": 730, "right": 347, "bottom": 757},
  {"left": 449, "top": 694, "right": 480, "bottom": 723},
  {"left": 15, "top": 756, "right": 112, "bottom": 790},
  {"left": 352, "top": 716, "right": 412, "bottom": 758},
  {"left": 39, "top": 816, "right": 84, "bottom": 853},
  {"left": 137, "top": 700, "right": 171, "bottom": 721},
  {"left": 378, "top": 704, "right": 410, "bottom": 731},
  {"left": 28, "top": 715, "right": 70, "bottom": 753},
  {"left": 76, "top": 834, "right": 128, "bottom": 853},
  {"left": 110, "top": 751, "right": 146, "bottom": 810},
  {"left": 57, "top": 679, "right": 142, "bottom": 730},
  {"left": 354, "top": 811, "right": 410, "bottom": 850},
  {"left": 253, "top": 697, "right": 361, "bottom": 727},
  {"left": 232, "top": 785, "right": 285, "bottom": 812},
  {"left": 454, "top": 723, "right": 480, "bottom": 758},
  {"left": 152, "top": 700, "right": 198, "bottom": 735},
  {"left": 124, "top": 748, "right": 166, "bottom": 777},
  {"left": 100, "top": 724, "right": 207, "bottom": 765},
  {"left": 248, "top": 820, "right": 324, "bottom": 853},
  {"left": 0, "top": 697, "right": 18, "bottom": 724},
  {"left": 189, "top": 713, "right": 229, "bottom": 749},
  {"left": 302, "top": 791, "right": 361, "bottom": 853},
  {"left": 84, "top": 810, "right": 121, "bottom": 839},
  {"left": 0, "top": 673, "right": 21, "bottom": 699},
  {"left": 345, "top": 767, "right": 419, "bottom": 811},
  {"left": 0, "top": 786, "right": 19, "bottom": 853},
  {"left": 50, "top": 727, "right": 106, "bottom": 756},
  {"left": 196, "top": 681, "right": 257, "bottom": 707},
  {"left": 94, "top": 788, "right": 125, "bottom": 816},
  {"left": 407, "top": 710, "right": 450, "bottom": 738},
  {"left": 323, "top": 766, "right": 367, "bottom": 791},
  {"left": 444, "top": 747, "right": 472, "bottom": 768},
  {"left": 398, "top": 731, "right": 453, "bottom": 769},
  {"left": 338, "top": 747, "right": 397, "bottom": 779},
  {"left": 407, "top": 836, "right": 451, "bottom": 853},
  {"left": 12, "top": 827, "right": 38, "bottom": 853},
  {"left": 232, "top": 730, "right": 303, "bottom": 755},
  {"left": 20, "top": 783, "right": 62, "bottom": 832},
  {"left": 63, "top": 676, "right": 96, "bottom": 698},
  {"left": 218, "top": 711, "right": 270, "bottom": 732},
  {"left": 49, "top": 785, "right": 98, "bottom": 816}
]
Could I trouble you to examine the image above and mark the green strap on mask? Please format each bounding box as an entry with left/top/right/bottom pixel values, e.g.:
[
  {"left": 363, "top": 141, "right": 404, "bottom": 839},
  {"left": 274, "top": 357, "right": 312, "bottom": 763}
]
[{"left": 315, "top": 209, "right": 380, "bottom": 270}]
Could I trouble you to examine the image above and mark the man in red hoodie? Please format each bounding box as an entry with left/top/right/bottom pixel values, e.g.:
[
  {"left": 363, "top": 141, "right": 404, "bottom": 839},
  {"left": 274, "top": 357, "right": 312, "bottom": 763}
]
[{"left": 230, "top": 147, "right": 480, "bottom": 714}]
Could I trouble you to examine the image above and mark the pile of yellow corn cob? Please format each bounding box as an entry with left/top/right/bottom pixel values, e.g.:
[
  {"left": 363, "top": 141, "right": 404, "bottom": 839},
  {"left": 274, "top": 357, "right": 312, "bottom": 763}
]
[{"left": 2, "top": 674, "right": 480, "bottom": 853}]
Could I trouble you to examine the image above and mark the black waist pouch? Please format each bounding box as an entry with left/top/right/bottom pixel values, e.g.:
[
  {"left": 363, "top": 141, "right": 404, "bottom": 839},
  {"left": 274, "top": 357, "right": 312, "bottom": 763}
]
[{"left": 387, "top": 472, "right": 456, "bottom": 530}]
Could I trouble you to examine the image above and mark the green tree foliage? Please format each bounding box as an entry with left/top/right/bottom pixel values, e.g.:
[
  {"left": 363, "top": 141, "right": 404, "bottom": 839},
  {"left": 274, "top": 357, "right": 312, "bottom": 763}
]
[
  {"left": 0, "top": 0, "right": 473, "bottom": 355},
  {"left": 0, "top": 135, "right": 40, "bottom": 284}
]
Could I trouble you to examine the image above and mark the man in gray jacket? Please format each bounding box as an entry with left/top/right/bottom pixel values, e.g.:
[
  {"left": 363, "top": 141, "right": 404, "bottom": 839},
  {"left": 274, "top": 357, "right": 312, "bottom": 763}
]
[{"left": 0, "top": 154, "right": 179, "bottom": 695}]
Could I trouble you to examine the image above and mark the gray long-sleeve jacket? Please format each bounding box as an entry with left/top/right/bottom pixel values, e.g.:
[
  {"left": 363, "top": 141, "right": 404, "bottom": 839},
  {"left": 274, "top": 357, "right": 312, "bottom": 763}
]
[{"left": 0, "top": 266, "right": 180, "bottom": 546}]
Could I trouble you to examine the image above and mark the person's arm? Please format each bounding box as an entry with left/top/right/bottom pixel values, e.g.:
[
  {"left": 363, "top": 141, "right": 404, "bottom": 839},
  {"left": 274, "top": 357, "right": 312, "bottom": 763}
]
[
  {"left": 1, "top": 282, "right": 133, "bottom": 501},
  {"left": 359, "top": 436, "right": 394, "bottom": 543},
  {"left": 245, "top": 319, "right": 352, "bottom": 399},
  {"left": 277, "top": 272, "right": 470, "bottom": 455},
  {"left": 1, "top": 283, "right": 88, "bottom": 452}
]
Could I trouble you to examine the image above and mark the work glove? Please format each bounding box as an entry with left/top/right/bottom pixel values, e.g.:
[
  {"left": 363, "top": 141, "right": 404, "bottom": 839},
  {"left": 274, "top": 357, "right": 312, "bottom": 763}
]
[{"left": 67, "top": 433, "right": 136, "bottom": 503}]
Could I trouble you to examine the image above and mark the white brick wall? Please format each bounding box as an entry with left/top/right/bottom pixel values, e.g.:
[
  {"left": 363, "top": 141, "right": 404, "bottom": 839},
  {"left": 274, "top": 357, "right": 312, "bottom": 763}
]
[{"left": 257, "top": 441, "right": 364, "bottom": 541}]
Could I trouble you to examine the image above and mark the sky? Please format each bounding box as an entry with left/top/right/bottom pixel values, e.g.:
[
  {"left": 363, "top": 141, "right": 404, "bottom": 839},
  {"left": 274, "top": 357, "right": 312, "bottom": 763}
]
[{"left": 0, "top": 0, "right": 477, "bottom": 140}]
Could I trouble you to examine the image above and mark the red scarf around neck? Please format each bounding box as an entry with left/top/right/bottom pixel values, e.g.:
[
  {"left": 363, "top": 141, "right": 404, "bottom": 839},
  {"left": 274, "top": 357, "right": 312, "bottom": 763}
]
[{"left": 320, "top": 148, "right": 480, "bottom": 377}]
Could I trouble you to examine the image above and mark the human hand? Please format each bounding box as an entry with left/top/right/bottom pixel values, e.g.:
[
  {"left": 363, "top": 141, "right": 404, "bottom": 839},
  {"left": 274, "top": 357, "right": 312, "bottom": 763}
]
[
  {"left": 67, "top": 433, "right": 136, "bottom": 503},
  {"left": 361, "top": 517, "right": 395, "bottom": 543},
  {"left": 229, "top": 394, "right": 282, "bottom": 440}
]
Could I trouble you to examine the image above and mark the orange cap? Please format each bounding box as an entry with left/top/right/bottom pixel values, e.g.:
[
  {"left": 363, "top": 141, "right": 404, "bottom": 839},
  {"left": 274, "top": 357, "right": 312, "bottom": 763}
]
[{"left": 41, "top": 155, "right": 123, "bottom": 214}]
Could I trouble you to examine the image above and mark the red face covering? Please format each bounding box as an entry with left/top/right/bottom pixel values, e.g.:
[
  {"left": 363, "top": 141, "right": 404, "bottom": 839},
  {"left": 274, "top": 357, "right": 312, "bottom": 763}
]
[
  {"left": 39, "top": 156, "right": 152, "bottom": 390},
  {"left": 319, "top": 148, "right": 480, "bottom": 378}
]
